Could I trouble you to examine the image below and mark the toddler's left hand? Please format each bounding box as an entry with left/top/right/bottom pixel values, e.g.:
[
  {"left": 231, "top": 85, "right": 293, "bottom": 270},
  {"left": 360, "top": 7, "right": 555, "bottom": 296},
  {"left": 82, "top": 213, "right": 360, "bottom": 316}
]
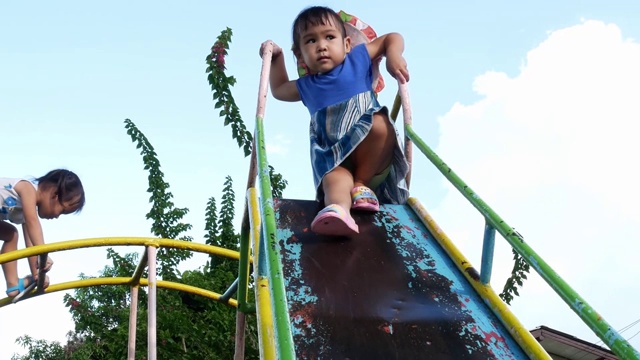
[{"left": 386, "top": 55, "right": 410, "bottom": 83}]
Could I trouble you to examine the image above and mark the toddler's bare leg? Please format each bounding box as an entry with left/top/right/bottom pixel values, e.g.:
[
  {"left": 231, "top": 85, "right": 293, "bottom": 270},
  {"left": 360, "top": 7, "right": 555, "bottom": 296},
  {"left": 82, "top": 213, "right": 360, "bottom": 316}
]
[
  {"left": 351, "top": 112, "right": 396, "bottom": 189},
  {"left": 321, "top": 165, "right": 355, "bottom": 211},
  {"left": 0, "top": 222, "right": 20, "bottom": 290}
]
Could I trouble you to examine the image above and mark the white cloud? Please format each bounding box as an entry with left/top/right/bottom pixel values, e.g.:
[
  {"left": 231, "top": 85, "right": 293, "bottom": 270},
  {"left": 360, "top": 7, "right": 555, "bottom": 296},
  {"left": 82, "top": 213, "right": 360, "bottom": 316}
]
[
  {"left": 265, "top": 134, "right": 292, "bottom": 155},
  {"left": 432, "top": 19, "right": 640, "bottom": 350}
]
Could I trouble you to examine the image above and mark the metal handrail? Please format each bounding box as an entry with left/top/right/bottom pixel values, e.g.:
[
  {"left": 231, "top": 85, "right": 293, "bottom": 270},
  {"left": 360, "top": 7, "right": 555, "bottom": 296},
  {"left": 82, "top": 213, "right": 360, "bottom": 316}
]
[
  {"left": 251, "top": 41, "right": 296, "bottom": 360},
  {"left": 403, "top": 121, "right": 640, "bottom": 360}
]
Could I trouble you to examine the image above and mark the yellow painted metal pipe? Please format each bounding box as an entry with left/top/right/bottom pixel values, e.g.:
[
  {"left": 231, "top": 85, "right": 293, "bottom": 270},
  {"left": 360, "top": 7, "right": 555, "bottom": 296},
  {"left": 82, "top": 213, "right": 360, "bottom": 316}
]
[
  {"left": 248, "top": 187, "right": 277, "bottom": 360},
  {"left": 0, "top": 237, "right": 243, "bottom": 265},
  {"left": 407, "top": 198, "right": 551, "bottom": 360},
  {"left": 0, "top": 277, "right": 238, "bottom": 308}
]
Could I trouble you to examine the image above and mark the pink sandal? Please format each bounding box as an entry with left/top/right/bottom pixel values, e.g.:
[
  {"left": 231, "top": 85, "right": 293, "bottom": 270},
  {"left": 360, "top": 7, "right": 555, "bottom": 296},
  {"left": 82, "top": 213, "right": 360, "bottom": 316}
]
[
  {"left": 311, "top": 204, "right": 359, "bottom": 236},
  {"left": 351, "top": 186, "right": 380, "bottom": 212}
]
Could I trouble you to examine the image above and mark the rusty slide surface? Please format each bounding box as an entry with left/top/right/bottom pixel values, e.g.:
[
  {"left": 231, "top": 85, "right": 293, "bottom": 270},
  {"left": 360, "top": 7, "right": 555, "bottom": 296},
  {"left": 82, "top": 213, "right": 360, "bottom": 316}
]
[{"left": 274, "top": 199, "right": 528, "bottom": 359}]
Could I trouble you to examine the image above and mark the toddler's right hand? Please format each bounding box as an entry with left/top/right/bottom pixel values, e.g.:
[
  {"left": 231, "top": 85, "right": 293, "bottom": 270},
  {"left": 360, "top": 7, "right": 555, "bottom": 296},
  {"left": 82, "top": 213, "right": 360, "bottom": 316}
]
[{"left": 259, "top": 40, "right": 283, "bottom": 60}]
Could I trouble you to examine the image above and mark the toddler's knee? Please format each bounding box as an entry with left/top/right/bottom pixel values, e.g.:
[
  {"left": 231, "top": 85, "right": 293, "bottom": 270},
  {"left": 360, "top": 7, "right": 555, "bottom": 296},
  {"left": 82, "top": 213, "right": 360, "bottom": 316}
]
[
  {"left": 0, "top": 222, "right": 19, "bottom": 242},
  {"left": 367, "top": 121, "right": 394, "bottom": 146},
  {"left": 372, "top": 111, "right": 388, "bottom": 123},
  {"left": 372, "top": 112, "right": 393, "bottom": 132}
]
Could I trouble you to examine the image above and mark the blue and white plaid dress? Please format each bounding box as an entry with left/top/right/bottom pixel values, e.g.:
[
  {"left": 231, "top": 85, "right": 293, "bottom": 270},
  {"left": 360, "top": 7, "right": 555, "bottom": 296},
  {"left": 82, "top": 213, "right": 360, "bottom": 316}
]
[{"left": 296, "top": 44, "right": 409, "bottom": 204}]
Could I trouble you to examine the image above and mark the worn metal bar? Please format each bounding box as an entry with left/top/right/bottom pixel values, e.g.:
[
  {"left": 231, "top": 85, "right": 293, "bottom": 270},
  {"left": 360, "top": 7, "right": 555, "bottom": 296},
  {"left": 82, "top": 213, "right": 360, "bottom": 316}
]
[
  {"left": 130, "top": 250, "right": 149, "bottom": 286},
  {"left": 255, "top": 41, "right": 296, "bottom": 360},
  {"left": 36, "top": 253, "right": 48, "bottom": 292},
  {"left": 128, "top": 286, "right": 139, "bottom": 360},
  {"left": 147, "top": 246, "right": 157, "bottom": 360},
  {"left": 232, "top": 267, "right": 247, "bottom": 360},
  {"left": 480, "top": 222, "right": 496, "bottom": 284},
  {"left": 220, "top": 278, "right": 239, "bottom": 303},
  {"left": 234, "top": 311, "right": 247, "bottom": 360},
  {"left": 405, "top": 124, "right": 640, "bottom": 360}
]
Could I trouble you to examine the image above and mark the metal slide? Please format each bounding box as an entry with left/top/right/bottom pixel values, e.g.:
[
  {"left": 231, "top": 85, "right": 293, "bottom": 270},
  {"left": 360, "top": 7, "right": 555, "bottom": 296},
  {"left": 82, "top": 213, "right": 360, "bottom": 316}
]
[
  {"left": 271, "top": 199, "right": 534, "bottom": 359},
  {"left": 251, "top": 42, "right": 548, "bottom": 360},
  {"left": 251, "top": 41, "right": 639, "bottom": 360}
]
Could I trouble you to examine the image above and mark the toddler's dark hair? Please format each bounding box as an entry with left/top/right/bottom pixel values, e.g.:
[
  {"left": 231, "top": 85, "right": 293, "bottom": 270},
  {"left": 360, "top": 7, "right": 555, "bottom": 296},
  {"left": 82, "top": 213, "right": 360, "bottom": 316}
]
[
  {"left": 37, "top": 169, "right": 85, "bottom": 213},
  {"left": 292, "top": 6, "right": 346, "bottom": 53}
]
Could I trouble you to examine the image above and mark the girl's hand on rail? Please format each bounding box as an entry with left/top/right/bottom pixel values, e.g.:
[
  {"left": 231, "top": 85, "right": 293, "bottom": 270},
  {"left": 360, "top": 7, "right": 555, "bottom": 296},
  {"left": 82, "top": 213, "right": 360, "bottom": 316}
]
[
  {"left": 386, "top": 54, "right": 410, "bottom": 84},
  {"left": 259, "top": 40, "right": 282, "bottom": 61}
]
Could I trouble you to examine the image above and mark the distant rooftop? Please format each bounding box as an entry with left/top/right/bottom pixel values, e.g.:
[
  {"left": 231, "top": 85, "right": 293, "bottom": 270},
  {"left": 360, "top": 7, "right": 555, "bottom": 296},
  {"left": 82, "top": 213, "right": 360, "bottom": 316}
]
[{"left": 530, "top": 325, "right": 617, "bottom": 360}]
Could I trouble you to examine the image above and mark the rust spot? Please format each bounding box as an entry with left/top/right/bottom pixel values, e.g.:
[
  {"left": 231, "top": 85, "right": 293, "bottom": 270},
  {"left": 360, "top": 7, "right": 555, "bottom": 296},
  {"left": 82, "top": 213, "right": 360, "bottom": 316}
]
[
  {"left": 466, "top": 267, "right": 481, "bottom": 281},
  {"left": 378, "top": 322, "right": 393, "bottom": 334}
]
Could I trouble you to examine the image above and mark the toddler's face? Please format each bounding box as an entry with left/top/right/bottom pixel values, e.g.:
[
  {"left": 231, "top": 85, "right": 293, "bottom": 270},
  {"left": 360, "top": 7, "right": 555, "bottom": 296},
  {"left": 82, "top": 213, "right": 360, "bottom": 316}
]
[{"left": 298, "top": 19, "right": 351, "bottom": 74}]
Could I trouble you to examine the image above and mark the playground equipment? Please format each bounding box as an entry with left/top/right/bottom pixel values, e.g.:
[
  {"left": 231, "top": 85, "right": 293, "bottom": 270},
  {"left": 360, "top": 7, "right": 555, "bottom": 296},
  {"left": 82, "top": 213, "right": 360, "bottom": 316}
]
[
  {"left": 2, "top": 36, "right": 639, "bottom": 360},
  {"left": 0, "top": 238, "right": 242, "bottom": 359},
  {"left": 234, "top": 42, "right": 639, "bottom": 359}
]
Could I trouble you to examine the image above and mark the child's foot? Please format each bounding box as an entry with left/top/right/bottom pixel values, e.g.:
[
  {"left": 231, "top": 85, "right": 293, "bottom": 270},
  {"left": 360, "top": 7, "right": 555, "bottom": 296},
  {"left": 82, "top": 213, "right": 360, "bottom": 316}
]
[
  {"left": 5, "top": 275, "right": 35, "bottom": 298},
  {"left": 351, "top": 186, "right": 380, "bottom": 212},
  {"left": 311, "top": 204, "right": 359, "bottom": 236}
]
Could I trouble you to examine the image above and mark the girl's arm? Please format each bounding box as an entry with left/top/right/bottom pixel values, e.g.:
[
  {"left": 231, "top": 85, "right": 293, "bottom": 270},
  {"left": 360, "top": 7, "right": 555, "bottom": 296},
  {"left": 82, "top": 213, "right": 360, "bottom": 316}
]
[
  {"left": 14, "top": 180, "right": 45, "bottom": 277},
  {"left": 260, "top": 40, "right": 300, "bottom": 102},
  {"left": 22, "top": 225, "right": 38, "bottom": 276},
  {"left": 366, "top": 33, "right": 410, "bottom": 83},
  {"left": 14, "top": 180, "right": 45, "bottom": 248}
]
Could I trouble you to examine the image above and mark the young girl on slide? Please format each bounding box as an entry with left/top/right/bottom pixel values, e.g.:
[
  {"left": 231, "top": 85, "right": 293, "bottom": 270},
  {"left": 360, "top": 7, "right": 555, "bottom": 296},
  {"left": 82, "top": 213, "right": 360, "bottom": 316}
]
[
  {"left": 1, "top": 169, "right": 85, "bottom": 298},
  {"left": 260, "top": 6, "right": 410, "bottom": 236}
]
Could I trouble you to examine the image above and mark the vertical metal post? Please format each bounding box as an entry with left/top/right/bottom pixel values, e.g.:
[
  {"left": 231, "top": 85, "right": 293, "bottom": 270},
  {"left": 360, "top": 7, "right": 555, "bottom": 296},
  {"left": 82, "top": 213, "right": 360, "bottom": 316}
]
[
  {"left": 234, "top": 312, "right": 247, "bottom": 360},
  {"left": 234, "top": 208, "right": 253, "bottom": 360},
  {"left": 128, "top": 286, "right": 139, "bottom": 360},
  {"left": 237, "top": 222, "right": 251, "bottom": 312},
  {"left": 480, "top": 222, "right": 496, "bottom": 284},
  {"left": 234, "top": 123, "right": 258, "bottom": 360},
  {"left": 255, "top": 41, "right": 296, "bottom": 360},
  {"left": 36, "top": 253, "right": 48, "bottom": 291},
  {"left": 147, "top": 246, "right": 157, "bottom": 360}
]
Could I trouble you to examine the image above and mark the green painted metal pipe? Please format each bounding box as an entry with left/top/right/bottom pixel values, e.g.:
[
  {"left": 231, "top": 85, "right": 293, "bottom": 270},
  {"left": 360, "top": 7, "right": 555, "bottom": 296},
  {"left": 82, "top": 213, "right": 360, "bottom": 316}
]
[
  {"left": 236, "top": 223, "right": 251, "bottom": 313},
  {"left": 405, "top": 124, "right": 640, "bottom": 360},
  {"left": 390, "top": 92, "right": 401, "bottom": 122},
  {"left": 254, "top": 116, "right": 296, "bottom": 360}
]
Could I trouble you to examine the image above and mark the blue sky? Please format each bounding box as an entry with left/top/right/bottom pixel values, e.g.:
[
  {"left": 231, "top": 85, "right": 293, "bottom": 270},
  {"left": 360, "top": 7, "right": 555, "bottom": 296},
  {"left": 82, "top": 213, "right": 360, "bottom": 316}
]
[{"left": 2, "top": 1, "right": 640, "bottom": 357}]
